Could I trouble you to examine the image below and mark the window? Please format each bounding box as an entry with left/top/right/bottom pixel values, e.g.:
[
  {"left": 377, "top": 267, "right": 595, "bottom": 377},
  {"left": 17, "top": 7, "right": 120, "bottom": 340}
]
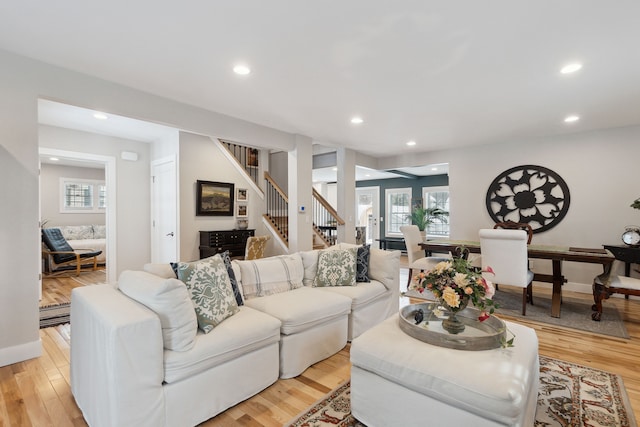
[
  {"left": 385, "top": 188, "right": 411, "bottom": 236},
  {"left": 423, "top": 186, "right": 450, "bottom": 237},
  {"left": 60, "top": 178, "right": 106, "bottom": 213}
]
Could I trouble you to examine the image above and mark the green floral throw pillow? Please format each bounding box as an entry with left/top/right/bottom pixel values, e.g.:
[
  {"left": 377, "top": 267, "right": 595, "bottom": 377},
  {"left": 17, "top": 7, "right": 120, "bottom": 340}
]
[
  {"left": 177, "top": 255, "right": 239, "bottom": 333},
  {"left": 313, "top": 247, "right": 358, "bottom": 287}
]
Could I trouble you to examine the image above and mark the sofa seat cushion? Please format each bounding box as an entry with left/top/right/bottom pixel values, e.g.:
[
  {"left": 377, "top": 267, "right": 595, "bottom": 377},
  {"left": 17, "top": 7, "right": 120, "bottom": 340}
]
[
  {"left": 244, "top": 287, "right": 351, "bottom": 335},
  {"left": 163, "top": 306, "right": 281, "bottom": 383},
  {"left": 316, "top": 280, "right": 387, "bottom": 309}
]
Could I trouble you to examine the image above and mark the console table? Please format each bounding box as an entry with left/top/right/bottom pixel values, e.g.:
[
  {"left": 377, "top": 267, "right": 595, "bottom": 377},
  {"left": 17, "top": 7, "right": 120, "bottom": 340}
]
[{"left": 199, "top": 229, "right": 255, "bottom": 259}]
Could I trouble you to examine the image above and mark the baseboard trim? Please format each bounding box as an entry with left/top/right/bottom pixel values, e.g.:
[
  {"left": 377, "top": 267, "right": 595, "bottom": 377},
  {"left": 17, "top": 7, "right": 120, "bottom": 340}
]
[{"left": 0, "top": 338, "right": 42, "bottom": 367}]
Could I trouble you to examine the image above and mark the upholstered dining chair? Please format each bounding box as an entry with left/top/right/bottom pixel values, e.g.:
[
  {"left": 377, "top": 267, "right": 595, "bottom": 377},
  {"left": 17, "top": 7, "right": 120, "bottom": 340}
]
[
  {"left": 400, "top": 225, "right": 451, "bottom": 290},
  {"left": 41, "top": 228, "right": 102, "bottom": 276},
  {"left": 479, "top": 228, "right": 534, "bottom": 315},
  {"left": 244, "top": 235, "right": 270, "bottom": 260},
  {"left": 493, "top": 221, "right": 533, "bottom": 244}
]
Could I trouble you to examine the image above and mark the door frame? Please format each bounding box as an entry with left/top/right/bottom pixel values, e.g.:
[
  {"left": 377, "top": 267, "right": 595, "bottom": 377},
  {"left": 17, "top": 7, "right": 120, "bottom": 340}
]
[{"left": 39, "top": 147, "right": 117, "bottom": 283}]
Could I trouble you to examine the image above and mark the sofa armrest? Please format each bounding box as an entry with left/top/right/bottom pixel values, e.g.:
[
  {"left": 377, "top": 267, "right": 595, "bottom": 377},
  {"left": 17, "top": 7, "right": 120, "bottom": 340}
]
[{"left": 71, "top": 285, "right": 165, "bottom": 427}]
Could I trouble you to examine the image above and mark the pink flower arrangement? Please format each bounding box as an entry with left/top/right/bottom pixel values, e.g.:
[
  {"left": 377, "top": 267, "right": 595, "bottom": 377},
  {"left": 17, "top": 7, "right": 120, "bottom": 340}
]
[{"left": 409, "top": 256, "right": 499, "bottom": 322}]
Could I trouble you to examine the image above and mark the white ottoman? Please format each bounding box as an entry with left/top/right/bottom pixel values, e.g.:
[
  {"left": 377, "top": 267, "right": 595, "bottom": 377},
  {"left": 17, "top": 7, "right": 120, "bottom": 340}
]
[{"left": 350, "top": 316, "right": 539, "bottom": 427}]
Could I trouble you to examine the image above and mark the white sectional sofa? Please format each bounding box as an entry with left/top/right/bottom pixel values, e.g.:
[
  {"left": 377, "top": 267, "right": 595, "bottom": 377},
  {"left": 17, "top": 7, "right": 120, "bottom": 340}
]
[{"left": 70, "top": 243, "right": 400, "bottom": 427}]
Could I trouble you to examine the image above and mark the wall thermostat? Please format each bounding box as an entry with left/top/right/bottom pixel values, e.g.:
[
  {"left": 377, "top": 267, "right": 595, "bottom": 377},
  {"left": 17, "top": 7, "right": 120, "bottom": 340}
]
[{"left": 299, "top": 206, "right": 306, "bottom": 213}]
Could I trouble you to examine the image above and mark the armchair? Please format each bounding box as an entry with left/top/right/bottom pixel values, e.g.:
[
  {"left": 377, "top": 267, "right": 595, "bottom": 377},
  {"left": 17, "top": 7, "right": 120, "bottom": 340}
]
[
  {"left": 244, "top": 235, "right": 270, "bottom": 260},
  {"left": 42, "top": 228, "right": 102, "bottom": 276}
]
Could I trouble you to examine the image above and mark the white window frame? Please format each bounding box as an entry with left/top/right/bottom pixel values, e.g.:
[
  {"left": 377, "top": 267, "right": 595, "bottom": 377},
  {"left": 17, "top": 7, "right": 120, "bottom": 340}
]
[
  {"left": 60, "top": 177, "right": 106, "bottom": 213},
  {"left": 422, "top": 185, "right": 450, "bottom": 238},
  {"left": 385, "top": 187, "right": 412, "bottom": 237}
]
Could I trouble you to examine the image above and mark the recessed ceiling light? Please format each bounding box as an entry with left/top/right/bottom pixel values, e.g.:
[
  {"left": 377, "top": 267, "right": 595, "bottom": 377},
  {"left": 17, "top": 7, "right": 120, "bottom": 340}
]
[
  {"left": 49, "top": 157, "right": 59, "bottom": 161},
  {"left": 365, "top": 174, "right": 371, "bottom": 177},
  {"left": 431, "top": 167, "right": 438, "bottom": 171},
  {"left": 350, "top": 117, "right": 363, "bottom": 124},
  {"left": 332, "top": 167, "right": 338, "bottom": 171},
  {"left": 406, "top": 140, "right": 416, "bottom": 146},
  {"left": 93, "top": 112, "right": 108, "bottom": 120},
  {"left": 564, "top": 115, "right": 580, "bottom": 123},
  {"left": 233, "top": 64, "right": 251, "bottom": 75},
  {"left": 560, "top": 63, "right": 582, "bottom": 74}
]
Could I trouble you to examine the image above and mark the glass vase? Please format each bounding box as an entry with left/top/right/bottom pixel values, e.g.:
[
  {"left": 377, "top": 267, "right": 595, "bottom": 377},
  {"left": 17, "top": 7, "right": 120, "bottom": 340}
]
[{"left": 441, "top": 297, "right": 469, "bottom": 334}]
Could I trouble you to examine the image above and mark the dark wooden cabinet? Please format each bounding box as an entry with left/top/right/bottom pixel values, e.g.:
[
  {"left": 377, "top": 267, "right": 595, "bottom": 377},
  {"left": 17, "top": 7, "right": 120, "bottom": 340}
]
[{"left": 199, "top": 229, "right": 255, "bottom": 259}]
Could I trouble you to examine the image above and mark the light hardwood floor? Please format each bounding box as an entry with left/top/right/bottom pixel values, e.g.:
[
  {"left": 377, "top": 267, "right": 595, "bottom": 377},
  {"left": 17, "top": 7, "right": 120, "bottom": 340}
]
[{"left": 3, "top": 266, "right": 638, "bottom": 426}]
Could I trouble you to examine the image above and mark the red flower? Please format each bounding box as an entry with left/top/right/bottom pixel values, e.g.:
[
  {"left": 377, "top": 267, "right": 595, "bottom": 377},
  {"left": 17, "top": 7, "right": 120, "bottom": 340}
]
[
  {"left": 482, "top": 266, "right": 495, "bottom": 275},
  {"left": 478, "top": 311, "right": 490, "bottom": 322}
]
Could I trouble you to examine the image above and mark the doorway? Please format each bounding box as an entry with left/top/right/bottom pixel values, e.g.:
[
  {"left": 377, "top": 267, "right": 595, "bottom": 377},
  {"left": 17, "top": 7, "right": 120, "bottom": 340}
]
[
  {"left": 356, "top": 186, "right": 380, "bottom": 248},
  {"left": 39, "top": 148, "right": 117, "bottom": 284}
]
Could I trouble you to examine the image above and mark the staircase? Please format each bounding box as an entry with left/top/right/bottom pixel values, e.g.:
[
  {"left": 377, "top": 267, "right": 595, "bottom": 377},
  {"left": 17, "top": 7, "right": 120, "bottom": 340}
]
[
  {"left": 264, "top": 172, "right": 344, "bottom": 249},
  {"left": 219, "top": 138, "right": 344, "bottom": 251}
]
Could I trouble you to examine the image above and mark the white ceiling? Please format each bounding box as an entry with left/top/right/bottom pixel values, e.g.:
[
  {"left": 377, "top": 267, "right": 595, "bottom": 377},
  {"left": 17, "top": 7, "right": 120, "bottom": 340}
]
[{"left": 5, "top": 1, "right": 639, "bottom": 160}]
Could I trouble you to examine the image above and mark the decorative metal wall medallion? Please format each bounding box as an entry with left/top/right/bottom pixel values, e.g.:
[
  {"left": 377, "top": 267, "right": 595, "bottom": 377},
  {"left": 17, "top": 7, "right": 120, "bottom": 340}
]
[{"left": 485, "top": 165, "right": 570, "bottom": 233}]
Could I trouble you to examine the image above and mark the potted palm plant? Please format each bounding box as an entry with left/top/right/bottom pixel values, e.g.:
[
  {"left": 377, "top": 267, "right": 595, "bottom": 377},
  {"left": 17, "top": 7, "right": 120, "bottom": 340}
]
[{"left": 408, "top": 205, "right": 449, "bottom": 237}]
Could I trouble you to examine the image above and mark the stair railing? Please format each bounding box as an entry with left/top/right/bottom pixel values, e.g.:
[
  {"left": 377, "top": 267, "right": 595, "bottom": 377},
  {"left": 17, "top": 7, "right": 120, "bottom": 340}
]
[
  {"left": 264, "top": 172, "right": 289, "bottom": 245},
  {"left": 220, "top": 139, "right": 260, "bottom": 186},
  {"left": 312, "top": 189, "right": 345, "bottom": 246}
]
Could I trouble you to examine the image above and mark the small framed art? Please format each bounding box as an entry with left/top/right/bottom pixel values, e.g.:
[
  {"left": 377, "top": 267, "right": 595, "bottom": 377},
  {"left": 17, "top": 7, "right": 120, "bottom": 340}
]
[
  {"left": 237, "top": 188, "right": 248, "bottom": 202},
  {"left": 237, "top": 204, "right": 248, "bottom": 217}
]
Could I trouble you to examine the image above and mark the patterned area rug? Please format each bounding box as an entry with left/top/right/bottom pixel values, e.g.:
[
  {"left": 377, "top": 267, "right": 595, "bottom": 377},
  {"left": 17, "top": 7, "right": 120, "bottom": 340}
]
[{"left": 285, "top": 356, "right": 637, "bottom": 427}]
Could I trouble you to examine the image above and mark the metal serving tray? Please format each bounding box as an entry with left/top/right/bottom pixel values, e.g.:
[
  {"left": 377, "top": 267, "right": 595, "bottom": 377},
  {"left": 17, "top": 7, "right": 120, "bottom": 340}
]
[{"left": 399, "top": 302, "right": 507, "bottom": 351}]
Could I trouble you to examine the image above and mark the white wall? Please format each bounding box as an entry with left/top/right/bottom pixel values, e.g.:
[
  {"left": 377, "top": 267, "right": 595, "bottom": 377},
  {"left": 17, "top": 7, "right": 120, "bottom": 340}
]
[
  {"left": 40, "top": 163, "right": 105, "bottom": 227},
  {"left": 379, "top": 125, "right": 640, "bottom": 288},
  {"left": 0, "top": 48, "right": 296, "bottom": 367},
  {"left": 178, "top": 131, "right": 270, "bottom": 261}
]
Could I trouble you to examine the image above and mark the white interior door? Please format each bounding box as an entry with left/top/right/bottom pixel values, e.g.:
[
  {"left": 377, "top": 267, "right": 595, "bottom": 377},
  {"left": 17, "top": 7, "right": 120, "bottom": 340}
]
[
  {"left": 356, "top": 186, "right": 380, "bottom": 248},
  {"left": 151, "top": 157, "right": 178, "bottom": 263}
]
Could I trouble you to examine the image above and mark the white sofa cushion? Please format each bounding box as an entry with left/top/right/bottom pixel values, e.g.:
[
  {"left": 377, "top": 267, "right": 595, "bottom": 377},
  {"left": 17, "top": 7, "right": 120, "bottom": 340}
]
[
  {"left": 316, "top": 280, "right": 387, "bottom": 309},
  {"left": 118, "top": 270, "right": 198, "bottom": 352},
  {"left": 369, "top": 248, "right": 400, "bottom": 291},
  {"left": 163, "top": 306, "right": 281, "bottom": 383},
  {"left": 59, "top": 225, "right": 94, "bottom": 240},
  {"left": 143, "top": 263, "right": 176, "bottom": 279},
  {"left": 300, "top": 250, "right": 319, "bottom": 286},
  {"left": 244, "top": 287, "right": 351, "bottom": 335},
  {"left": 235, "top": 253, "right": 304, "bottom": 299},
  {"left": 93, "top": 224, "right": 106, "bottom": 238},
  {"left": 313, "top": 247, "right": 358, "bottom": 287},
  {"left": 177, "top": 255, "right": 239, "bottom": 333}
]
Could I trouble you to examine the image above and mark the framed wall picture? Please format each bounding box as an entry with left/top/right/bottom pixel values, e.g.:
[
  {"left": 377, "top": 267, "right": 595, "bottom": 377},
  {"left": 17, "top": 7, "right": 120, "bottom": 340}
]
[
  {"left": 237, "top": 204, "right": 248, "bottom": 217},
  {"left": 237, "top": 188, "right": 248, "bottom": 202},
  {"left": 196, "top": 180, "right": 234, "bottom": 216}
]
